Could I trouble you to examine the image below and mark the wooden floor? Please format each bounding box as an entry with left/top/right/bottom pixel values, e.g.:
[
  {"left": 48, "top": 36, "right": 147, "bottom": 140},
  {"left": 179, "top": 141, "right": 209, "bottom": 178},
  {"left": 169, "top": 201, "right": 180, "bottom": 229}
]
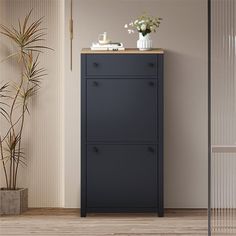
[{"left": 0, "top": 209, "right": 208, "bottom": 236}]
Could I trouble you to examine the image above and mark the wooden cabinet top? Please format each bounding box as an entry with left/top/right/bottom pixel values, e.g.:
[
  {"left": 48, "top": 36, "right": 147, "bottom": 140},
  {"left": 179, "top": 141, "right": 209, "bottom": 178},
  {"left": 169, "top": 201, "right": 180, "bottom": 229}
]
[{"left": 81, "top": 48, "right": 164, "bottom": 54}]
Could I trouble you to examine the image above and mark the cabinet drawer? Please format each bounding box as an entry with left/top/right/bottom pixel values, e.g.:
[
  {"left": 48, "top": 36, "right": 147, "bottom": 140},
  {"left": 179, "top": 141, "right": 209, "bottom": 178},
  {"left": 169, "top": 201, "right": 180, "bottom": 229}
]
[
  {"left": 87, "top": 79, "right": 158, "bottom": 142},
  {"left": 87, "top": 145, "right": 158, "bottom": 208},
  {"left": 86, "top": 54, "right": 157, "bottom": 76}
]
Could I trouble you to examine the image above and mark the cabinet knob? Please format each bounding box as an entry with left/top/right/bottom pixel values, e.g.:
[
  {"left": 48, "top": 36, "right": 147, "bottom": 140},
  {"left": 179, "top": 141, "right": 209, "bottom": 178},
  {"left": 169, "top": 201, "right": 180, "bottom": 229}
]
[
  {"left": 93, "top": 81, "right": 99, "bottom": 86},
  {"left": 93, "top": 62, "right": 99, "bottom": 67},
  {"left": 148, "top": 62, "right": 155, "bottom": 68},
  {"left": 148, "top": 147, "right": 155, "bottom": 153},
  {"left": 149, "top": 81, "right": 155, "bottom": 87},
  {"left": 93, "top": 147, "right": 99, "bottom": 153}
]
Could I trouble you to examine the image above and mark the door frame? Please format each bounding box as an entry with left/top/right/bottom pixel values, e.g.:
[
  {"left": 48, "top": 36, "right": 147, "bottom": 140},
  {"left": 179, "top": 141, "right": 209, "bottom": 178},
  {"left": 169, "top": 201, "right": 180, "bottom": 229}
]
[{"left": 208, "top": 0, "right": 211, "bottom": 235}]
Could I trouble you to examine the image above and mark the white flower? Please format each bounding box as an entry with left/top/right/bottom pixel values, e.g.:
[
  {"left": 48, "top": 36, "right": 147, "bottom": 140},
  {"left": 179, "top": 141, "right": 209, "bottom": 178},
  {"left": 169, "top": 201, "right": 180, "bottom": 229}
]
[
  {"left": 141, "top": 24, "right": 146, "bottom": 31},
  {"left": 125, "top": 14, "right": 162, "bottom": 35},
  {"left": 128, "top": 29, "right": 135, "bottom": 34}
]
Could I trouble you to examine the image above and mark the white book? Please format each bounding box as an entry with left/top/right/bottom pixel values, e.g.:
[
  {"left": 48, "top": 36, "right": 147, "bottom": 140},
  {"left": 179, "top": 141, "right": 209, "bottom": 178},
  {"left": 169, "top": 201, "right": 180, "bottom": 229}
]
[
  {"left": 91, "top": 42, "right": 125, "bottom": 51},
  {"left": 91, "top": 47, "right": 125, "bottom": 51}
]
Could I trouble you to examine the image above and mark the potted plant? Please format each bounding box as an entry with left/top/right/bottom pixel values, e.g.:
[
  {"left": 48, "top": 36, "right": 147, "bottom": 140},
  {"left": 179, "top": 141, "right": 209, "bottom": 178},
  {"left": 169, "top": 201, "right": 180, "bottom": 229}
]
[
  {"left": 0, "top": 11, "right": 50, "bottom": 215},
  {"left": 125, "top": 13, "right": 162, "bottom": 51}
]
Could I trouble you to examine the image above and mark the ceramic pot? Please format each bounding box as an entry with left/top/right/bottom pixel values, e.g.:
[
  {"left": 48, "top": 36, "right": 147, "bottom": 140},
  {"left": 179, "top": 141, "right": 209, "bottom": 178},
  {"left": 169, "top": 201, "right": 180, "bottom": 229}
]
[{"left": 137, "top": 33, "right": 152, "bottom": 51}]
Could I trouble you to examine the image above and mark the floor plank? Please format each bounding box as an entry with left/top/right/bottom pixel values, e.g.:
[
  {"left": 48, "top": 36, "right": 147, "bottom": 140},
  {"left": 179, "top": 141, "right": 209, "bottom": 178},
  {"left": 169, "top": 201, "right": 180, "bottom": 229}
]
[{"left": 0, "top": 209, "right": 207, "bottom": 236}]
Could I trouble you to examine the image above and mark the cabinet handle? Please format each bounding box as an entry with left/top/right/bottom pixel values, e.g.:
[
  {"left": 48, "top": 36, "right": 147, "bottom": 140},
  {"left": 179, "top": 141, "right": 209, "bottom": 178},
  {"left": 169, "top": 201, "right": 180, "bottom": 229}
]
[
  {"left": 93, "top": 62, "right": 99, "bottom": 67},
  {"left": 148, "top": 62, "right": 155, "bottom": 68},
  {"left": 149, "top": 81, "right": 155, "bottom": 87},
  {"left": 148, "top": 147, "right": 155, "bottom": 153},
  {"left": 93, "top": 81, "right": 99, "bottom": 86},
  {"left": 93, "top": 147, "right": 99, "bottom": 153}
]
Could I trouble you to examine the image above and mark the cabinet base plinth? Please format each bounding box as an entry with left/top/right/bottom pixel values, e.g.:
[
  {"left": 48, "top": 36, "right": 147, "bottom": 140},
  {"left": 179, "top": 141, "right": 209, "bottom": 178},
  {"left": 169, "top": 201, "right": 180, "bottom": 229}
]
[{"left": 80, "top": 207, "right": 164, "bottom": 216}]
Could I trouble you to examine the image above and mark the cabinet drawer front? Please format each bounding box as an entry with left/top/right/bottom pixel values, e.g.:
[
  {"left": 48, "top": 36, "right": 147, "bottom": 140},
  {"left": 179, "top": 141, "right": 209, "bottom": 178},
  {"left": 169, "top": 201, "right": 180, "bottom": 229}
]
[
  {"left": 87, "top": 79, "right": 158, "bottom": 142},
  {"left": 86, "top": 54, "right": 157, "bottom": 76},
  {"left": 87, "top": 145, "right": 158, "bottom": 208}
]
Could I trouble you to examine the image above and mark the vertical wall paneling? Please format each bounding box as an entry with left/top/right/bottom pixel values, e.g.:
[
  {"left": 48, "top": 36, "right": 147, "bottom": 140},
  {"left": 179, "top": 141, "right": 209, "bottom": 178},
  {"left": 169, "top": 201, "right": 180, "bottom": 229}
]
[
  {"left": 0, "top": 0, "right": 65, "bottom": 207},
  {"left": 60, "top": 0, "right": 66, "bottom": 208}
]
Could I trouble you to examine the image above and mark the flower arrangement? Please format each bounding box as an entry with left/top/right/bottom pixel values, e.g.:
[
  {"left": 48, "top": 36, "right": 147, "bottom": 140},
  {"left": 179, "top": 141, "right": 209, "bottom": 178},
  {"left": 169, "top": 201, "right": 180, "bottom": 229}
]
[{"left": 125, "top": 13, "right": 162, "bottom": 37}]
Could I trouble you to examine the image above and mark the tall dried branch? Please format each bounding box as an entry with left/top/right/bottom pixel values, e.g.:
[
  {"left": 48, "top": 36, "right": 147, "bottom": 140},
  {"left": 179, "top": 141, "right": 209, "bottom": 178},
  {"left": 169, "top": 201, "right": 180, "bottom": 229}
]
[{"left": 0, "top": 10, "right": 51, "bottom": 190}]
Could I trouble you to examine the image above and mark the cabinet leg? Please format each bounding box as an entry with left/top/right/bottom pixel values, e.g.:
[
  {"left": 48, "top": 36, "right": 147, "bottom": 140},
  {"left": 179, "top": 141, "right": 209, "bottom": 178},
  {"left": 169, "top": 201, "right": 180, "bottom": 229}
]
[
  {"left": 80, "top": 208, "right": 87, "bottom": 217},
  {"left": 158, "top": 210, "right": 164, "bottom": 217}
]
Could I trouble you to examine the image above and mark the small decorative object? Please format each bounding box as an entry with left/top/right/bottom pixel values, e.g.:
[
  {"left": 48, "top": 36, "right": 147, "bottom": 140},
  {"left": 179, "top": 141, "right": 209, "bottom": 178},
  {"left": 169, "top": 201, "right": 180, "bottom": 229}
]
[
  {"left": 0, "top": 11, "right": 51, "bottom": 215},
  {"left": 91, "top": 32, "right": 125, "bottom": 51},
  {"left": 125, "top": 13, "right": 162, "bottom": 50},
  {"left": 98, "top": 32, "right": 111, "bottom": 45}
]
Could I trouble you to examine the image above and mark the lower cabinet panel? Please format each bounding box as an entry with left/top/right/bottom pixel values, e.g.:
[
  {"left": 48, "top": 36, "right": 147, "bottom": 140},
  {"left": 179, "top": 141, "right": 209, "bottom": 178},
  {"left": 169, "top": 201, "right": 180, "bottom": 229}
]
[{"left": 87, "top": 145, "right": 158, "bottom": 208}]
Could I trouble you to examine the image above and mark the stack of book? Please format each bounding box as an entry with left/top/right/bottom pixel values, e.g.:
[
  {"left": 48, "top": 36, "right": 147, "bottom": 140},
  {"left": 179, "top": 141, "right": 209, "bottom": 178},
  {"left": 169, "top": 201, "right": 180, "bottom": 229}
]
[{"left": 91, "top": 42, "right": 125, "bottom": 51}]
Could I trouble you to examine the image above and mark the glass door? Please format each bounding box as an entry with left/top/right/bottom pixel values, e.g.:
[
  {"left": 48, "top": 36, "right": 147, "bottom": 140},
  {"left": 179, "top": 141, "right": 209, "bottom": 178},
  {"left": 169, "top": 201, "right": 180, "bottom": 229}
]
[{"left": 210, "top": 0, "right": 236, "bottom": 234}]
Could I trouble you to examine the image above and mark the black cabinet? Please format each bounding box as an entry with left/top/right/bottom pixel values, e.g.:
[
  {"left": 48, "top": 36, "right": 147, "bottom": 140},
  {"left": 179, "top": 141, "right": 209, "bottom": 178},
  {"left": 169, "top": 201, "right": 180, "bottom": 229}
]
[{"left": 81, "top": 50, "right": 164, "bottom": 216}]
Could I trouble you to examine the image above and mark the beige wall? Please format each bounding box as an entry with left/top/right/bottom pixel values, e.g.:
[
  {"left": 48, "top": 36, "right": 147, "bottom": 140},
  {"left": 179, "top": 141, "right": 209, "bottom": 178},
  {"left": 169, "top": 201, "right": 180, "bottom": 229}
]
[
  {"left": 70, "top": 0, "right": 208, "bottom": 208},
  {"left": 0, "top": 0, "right": 208, "bottom": 208}
]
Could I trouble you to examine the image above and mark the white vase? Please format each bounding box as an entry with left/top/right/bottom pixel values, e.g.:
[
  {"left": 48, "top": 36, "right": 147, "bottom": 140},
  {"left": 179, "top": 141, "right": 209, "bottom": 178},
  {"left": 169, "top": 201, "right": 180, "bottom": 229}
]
[{"left": 137, "top": 33, "right": 153, "bottom": 51}]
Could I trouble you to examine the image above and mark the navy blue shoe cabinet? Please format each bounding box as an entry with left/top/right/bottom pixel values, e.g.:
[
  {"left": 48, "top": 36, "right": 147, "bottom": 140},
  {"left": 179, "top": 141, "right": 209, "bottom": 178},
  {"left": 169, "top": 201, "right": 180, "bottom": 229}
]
[{"left": 81, "top": 49, "right": 164, "bottom": 217}]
